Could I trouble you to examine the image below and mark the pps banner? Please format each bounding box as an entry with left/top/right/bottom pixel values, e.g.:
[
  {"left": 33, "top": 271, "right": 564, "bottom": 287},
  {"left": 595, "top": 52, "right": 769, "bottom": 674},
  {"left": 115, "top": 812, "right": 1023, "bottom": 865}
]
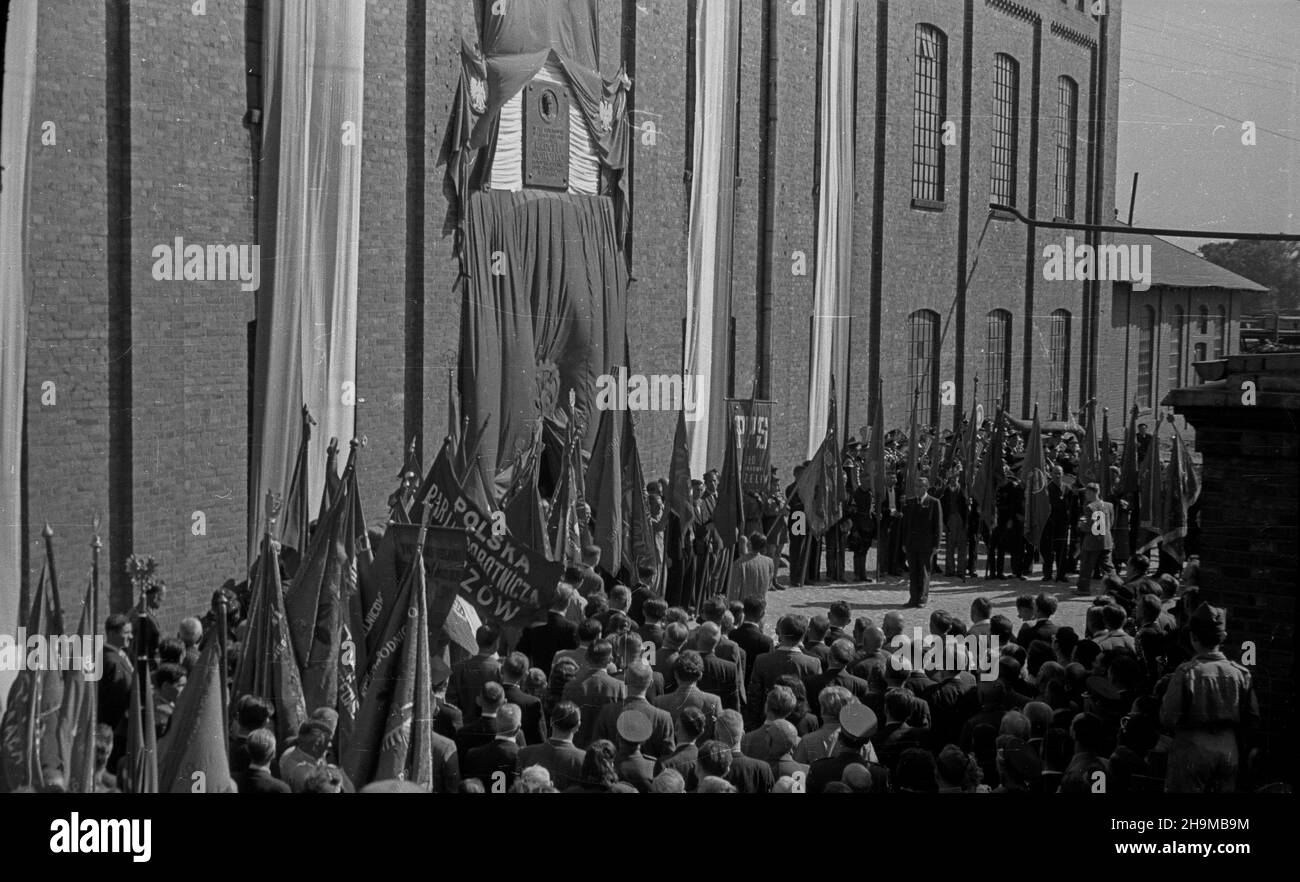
[{"left": 725, "top": 399, "right": 773, "bottom": 496}]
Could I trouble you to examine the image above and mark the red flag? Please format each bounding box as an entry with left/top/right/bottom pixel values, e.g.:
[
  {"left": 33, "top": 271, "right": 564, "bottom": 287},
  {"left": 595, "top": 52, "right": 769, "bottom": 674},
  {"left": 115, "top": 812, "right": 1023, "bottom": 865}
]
[
  {"left": 233, "top": 531, "right": 307, "bottom": 747},
  {"left": 1138, "top": 417, "right": 1164, "bottom": 546},
  {"left": 668, "top": 408, "right": 695, "bottom": 532},
  {"left": 343, "top": 512, "right": 435, "bottom": 789},
  {"left": 281, "top": 406, "right": 315, "bottom": 574},
  {"left": 714, "top": 410, "right": 746, "bottom": 549},
  {"left": 1099, "top": 407, "right": 1114, "bottom": 498},
  {"left": 1078, "top": 399, "right": 1100, "bottom": 486},
  {"left": 502, "top": 420, "right": 548, "bottom": 553},
  {"left": 622, "top": 409, "right": 659, "bottom": 581},
  {"left": 1118, "top": 402, "right": 1140, "bottom": 497},
  {"left": 0, "top": 536, "right": 65, "bottom": 793},
  {"left": 157, "top": 640, "right": 235, "bottom": 793},
  {"left": 962, "top": 379, "right": 982, "bottom": 495},
  {"left": 321, "top": 437, "right": 342, "bottom": 516},
  {"left": 1022, "top": 405, "right": 1051, "bottom": 545},
  {"left": 59, "top": 570, "right": 100, "bottom": 793},
  {"left": 974, "top": 408, "right": 1006, "bottom": 529},
  {"left": 547, "top": 415, "right": 584, "bottom": 564},
  {"left": 587, "top": 402, "right": 625, "bottom": 577},
  {"left": 794, "top": 377, "right": 844, "bottom": 537},
  {"left": 1158, "top": 415, "right": 1201, "bottom": 559},
  {"left": 122, "top": 665, "right": 158, "bottom": 794}
]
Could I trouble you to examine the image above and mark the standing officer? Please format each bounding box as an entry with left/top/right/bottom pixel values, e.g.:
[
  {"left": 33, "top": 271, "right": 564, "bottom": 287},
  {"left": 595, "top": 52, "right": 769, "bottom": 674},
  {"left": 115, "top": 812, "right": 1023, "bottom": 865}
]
[{"left": 901, "top": 477, "right": 943, "bottom": 608}]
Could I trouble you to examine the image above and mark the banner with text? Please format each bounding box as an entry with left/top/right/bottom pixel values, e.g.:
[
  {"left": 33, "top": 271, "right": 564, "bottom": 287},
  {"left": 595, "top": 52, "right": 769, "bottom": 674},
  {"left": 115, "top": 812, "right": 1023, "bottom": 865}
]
[{"left": 726, "top": 399, "right": 773, "bottom": 496}]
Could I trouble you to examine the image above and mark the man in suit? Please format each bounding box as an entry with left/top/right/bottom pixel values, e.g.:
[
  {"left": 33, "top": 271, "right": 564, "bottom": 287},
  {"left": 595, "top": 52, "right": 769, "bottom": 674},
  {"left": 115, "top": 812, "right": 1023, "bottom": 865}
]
[
  {"left": 592, "top": 660, "right": 675, "bottom": 760},
  {"left": 653, "top": 621, "right": 689, "bottom": 690},
  {"left": 901, "top": 477, "right": 943, "bottom": 607},
  {"left": 656, "top": 706, "right": 707, "bottom": 790},
  {"left": 805, "top": 639, "right": 872, "bottom": 707},
  {"left": 1015, "top": 593, "right": 1061, "bottom": 648},
  {"left": 1075, "top": 483, "right": 1117, "bottom": 596},
  {"left": 516, "top": 701, "right": 586, "bottom": 791},
  {"left": 553, "top": 618, "right": 603, "bottom": 675},
  {"left": 516, "top": 591, "right": 579, "bottom": 674},
  {"left": 454, "top": 682, "right": 526, "bottom": 775},
  {"left": 429, "top": 730, "right": 462, "bottom": 794},
  {"left": 448, "top": 623, "right": 502, "bottom": 720},
  {"left": 464, "top": 704, "right": 523, "bottom": 790},
  {"left": 801, "top": 616, "right": 833, "bottom": 672},
  {"left": 806, "top": 704, "right": 887, "bottom": 794},
  {"left": 824, "top": 601, "right": 853, "bottom": 647},
  {"left": 234, "top": 729, "right": 291, "bottom": 794},
  {"left": 561, "top": 640, "right": 626, "bottom": 748},
  {"left": 98, "top": 614, "right": 135, "bottom": 732},
  {"left": 499, "top": 651, "right": 547, "bottom": 745},
  {"left": 653, "top": 650, "right": 723, "bottom": 740},
  {"left": 695, "top": 623, "right": 741, "bottom": 712},
  {"left": 613, "top": 710, "right": 659, "bottom": 792},
  {"left": 611, "top": 631, "right": 665, "bottom": 700},
  {"left": 638, "top": 598, "right": 668, "bottom": 649},
  {"left": 430, "top": 658, "right": 463, "bottom": 740},
  {"left": 1041, "top": 465, "right": 1072, "bottom": 582},
  {"left": 716, "top": 709, "right": 774, "bottom": 793},
  {"left": 740, "top": 685, "right": 798, "bottom": 760},
  {"left": 732, "top": 596, "right": 774, "bottom": 664},
  {"left": 748, "top": 615, "right": 822, "bottom": 729},
  {"left": 687, "top": 597, "right": 748, "bottom": 706}
]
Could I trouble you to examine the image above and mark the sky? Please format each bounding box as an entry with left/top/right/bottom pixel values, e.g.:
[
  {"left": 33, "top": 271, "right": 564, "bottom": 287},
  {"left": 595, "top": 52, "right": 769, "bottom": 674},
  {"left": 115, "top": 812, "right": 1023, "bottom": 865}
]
[{"left": 1116, "top": 0, "right": 1300, "bottom": 250}]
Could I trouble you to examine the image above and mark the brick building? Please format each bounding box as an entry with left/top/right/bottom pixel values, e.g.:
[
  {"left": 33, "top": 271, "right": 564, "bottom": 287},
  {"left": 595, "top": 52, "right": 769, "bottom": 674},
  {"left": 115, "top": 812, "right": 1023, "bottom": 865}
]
[{"left": 6, "top": 0, "right": 1125, "bottom": 624}]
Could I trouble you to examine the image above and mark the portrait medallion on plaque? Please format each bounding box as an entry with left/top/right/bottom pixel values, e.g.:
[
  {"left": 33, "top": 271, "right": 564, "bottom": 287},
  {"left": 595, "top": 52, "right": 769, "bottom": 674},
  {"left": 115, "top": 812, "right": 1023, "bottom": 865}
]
[{"left": 523, "top": 82, "right": 570, "bottom": 191}]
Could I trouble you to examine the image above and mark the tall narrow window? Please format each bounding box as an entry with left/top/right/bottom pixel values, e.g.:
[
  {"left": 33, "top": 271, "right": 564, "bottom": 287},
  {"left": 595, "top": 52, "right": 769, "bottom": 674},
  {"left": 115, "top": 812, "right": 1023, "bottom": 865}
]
[
  {"left": 1215, "top": 305, "right": 1227, "bottom": 358},
  {"left": 1048, "top": 310, "right": 1072, "bottom": 421},
  {"left": 984, "top": 310, "right": 1012, "bottom": 416},
  {"left": 1137, "top": 306, "right": 1155, "bottom": 408},
  {"left": 1193, "top": 343, "right": 1208, "bottom": 382},
  {"left": 908, "top": 310, "right": 941, "bottom": 428},
  {"left": 1167, "top": 308, "right": 1185, "bottom": 394},
  {"left": 991, "top": 54, "right": 1019, "bottom": 206},
  {"left": 913, "top": 25, "right": 947, "bottom": 203},
  {"left": 1197, "top": 305, "right": 1209, "bottom": 335},
  {"left": 1054, "top": 77, "right": 1078, "bottom": 219}
]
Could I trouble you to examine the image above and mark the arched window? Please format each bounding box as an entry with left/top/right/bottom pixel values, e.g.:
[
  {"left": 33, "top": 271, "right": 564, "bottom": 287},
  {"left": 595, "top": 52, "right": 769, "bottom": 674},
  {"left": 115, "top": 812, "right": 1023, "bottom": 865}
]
[
  {"left": 1048, "top": 310, "right": 1072, "bottom": 421},
  {"left": 984, "top": 309, "right": 1012, "bottom": 416},
  {"left": 907, "top": 310, "right": 941, "bottom": 428},
  {"left": 1054, "top": 76, "right": 1078, "bottom": 219},
  {"left": 1137, "top": 306, "right": 1155, "bottom": 408},
  {"left": 912, "top": 25, "right": 948, "bottom": 203},
  {"left": 1215, "top": 305, "right": 1227, "bottom": 358},
  {"left": 1198, "top": 305, "right": 1209, "bottom": 335},
  {"left": 991, "top": 54, "right": 1020, "bottom": 205},
  {"left": 1193, "top": 342, "right": 1208, "bottom": 383},
  {"left": 1167, "top": 308, "right": 1185, "bottom": 393}
]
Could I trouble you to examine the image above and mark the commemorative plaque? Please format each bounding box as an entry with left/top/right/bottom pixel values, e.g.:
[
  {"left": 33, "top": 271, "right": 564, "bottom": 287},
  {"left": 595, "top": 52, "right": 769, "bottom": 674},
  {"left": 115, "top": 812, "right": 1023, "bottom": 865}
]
[{"left": 523, "top": 81, "right": 570, "bottom": 190}]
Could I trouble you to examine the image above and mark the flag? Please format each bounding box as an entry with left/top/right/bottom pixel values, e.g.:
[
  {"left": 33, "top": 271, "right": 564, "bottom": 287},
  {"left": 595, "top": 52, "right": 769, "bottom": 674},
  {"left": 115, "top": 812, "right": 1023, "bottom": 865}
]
[
  {"left": 343, "top": 513, "right": 435, "bottom": 789},
  {"left": 1099, "top": 407, "right": 1114, "bottom": 498},
  {"left": 547, "top": 414, "right": 584, "bottom": 564},
  {"left": 794, "top": 376, "right": 844, "bottom": 537},
  {"left": 157, "top": 640, "right": 234, "bottom": 793},
  {"left": 1022, "top": 405, "right": 1051, "bottom": 546},
  {"left": 1138, "top": 416, "right": 1164, "bottom": 543},
  {"left": 904, "top": 386, "right": 920, "bottom": 495},
  {"left": 337, "top": 454, "right": 372, "bottom": 760},
  {"left": 456, "top": 414, "right": 494, "bottom": 513},
  {"left": 321, "top": 437, "right": 342, "bottom": 517},
  {"left": 668, "top": 408, "right": 695, "bottom": 532},
  {"left": 285, "top": 449, "right": 353, "bottom": 715},
  {"left": 59, "top": 570, "right": 99, "bottom": 794},
  {"left": 122, "top": 665, "right": 158, "bottom": 794},
  {"left": 714, "top": 410, "right": 746, "bottom": 549},
  {"left": 622, "top": 409, "right": 659, "bottom": 581},
  {"left": 502, "top": 420, "right": 547, "bottom": 553},
  {"left": 232, "top": 531, "right": 307, "bottom": 747},
  {"left": 1118, "top": 403, "right": 1140, "bottom": 497},
  {"left": 1078, "top": 399, "right": 1099, "bottom": 487},
  {"left": 974, "top": 408, "right": 1005, "bottom": 529},
  {"left": 1158, "top": 415, "right": 1201, "bottom": 560},
  {"left": 587, "top": 401, "right": 625, "bottom": 577},
  {"left": 281, "top": 406, "right": 314, "bottom": 574},
  {"left": 0, "top": 542, "right": 65, "bottom": 793}
]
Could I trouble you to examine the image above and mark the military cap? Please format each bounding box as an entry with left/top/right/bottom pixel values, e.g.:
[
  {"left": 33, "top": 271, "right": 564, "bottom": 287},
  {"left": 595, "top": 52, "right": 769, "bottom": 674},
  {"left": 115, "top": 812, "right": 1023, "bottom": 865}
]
[
  {"left": 616, "top": 709, "right": 652, "bottom": 744},
  {"left": 838, "top": 703, "right": 878, "bottom": 742},
  {"left": 1190, "top": 602, "right": 1227, "bottom": 642}
]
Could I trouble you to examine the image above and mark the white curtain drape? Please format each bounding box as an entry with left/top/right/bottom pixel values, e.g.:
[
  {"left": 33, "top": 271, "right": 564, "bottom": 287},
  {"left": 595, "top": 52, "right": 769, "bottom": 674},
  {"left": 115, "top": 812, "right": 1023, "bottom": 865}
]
[
  {"left": 684, "top": 0, "right": 740, "bottom": 477},
  {"left": 0, "top": 0, "right": 39, "bottom": 705},
  {"left": 807, "top": 0, "right": 856, "bottom": 456},
  {"left": 488, "top": 60, "right": 600, "bottom": 195},
  {"left": 248, "top": 0, "right": 365, "bottom": 564}
]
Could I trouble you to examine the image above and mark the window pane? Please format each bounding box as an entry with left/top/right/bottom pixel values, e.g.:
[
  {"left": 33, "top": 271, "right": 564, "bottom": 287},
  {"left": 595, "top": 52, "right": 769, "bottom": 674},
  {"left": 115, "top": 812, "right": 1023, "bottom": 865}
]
[
  {"left": 991, "top": 55, "right": 1019, "bottom": 205},
  {"left": 1167, "top": 310, "right": 1184, "bottom": 393},
  {"left": 1049, "top": 310, "right": 1071, "bottom": 420},
  {"left": 983, "top": 310, "right": 1012, "bottom": 416},
  {"left": 913, "top": 26, "right": 947, "bottom": 202},
  {"left": 1137, "top": 306, "right": 1154, "bottom": 408},
  {"left": 1055, "top": 77, "right": 1077, "bottom": 219}
]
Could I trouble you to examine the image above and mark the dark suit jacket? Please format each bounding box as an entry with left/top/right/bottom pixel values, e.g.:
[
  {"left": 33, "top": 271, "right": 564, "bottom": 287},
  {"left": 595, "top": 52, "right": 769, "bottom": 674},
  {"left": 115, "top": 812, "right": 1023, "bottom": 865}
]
[
  {"left": 732, "top": 622, "right": 773, "bottom": 663},
  {"left": 656, "top": 743, "right": 699, "bottom": 790},
  {"left": 516, "top": 738, "right": 586, "bottom": 791},
  {"left": 592, "top": 697, "right": 676, "bottom": 759},
  {"left": 726, "top": 751, "right": 774, "bottom": 793},
  {"left": 432, "top": 699, "right": 463, "bottom": 741},
  {"left": 431, "top": 732, "right": 461, "bottom": 794},
  {"left": 562, "top": 669, "right": 626, "bottom": 748},
  {"left": 454, "top": 715, "right": 526, "bottom": 774},
  {"left": 748, "top": 648, "right": 822, "bottom": 727},
  {"left": 902, "top": 494, "right": 943, "bottom": 554},
  {"left": 823, "top": 625, "right": 850, "bottom": 647},
  {"left": 800, "top": 641, "right": 832, "bottom": 673},
  {"left": 98, "top": 645, "right": 134, "bottom": 731},
  {"left": 804, "top": 666, "right": 872, "bottom": 709},
  {"left": 449, "top": 654, "right": 501, "bottom": 720},
  {"left": 613, "top": 669, "right": 665, "bottom": 702},
  {"left": 653, "top": 684, "right": 723, "bottom": 741},
  {"left": 235, "top": 766, "right": 291, "bottom": 794},
  {"left": 504, "top": 683, "right": 548, "bottom": 745},
  {"left": 617, "top": 752, "right": 658, "bottom": 792},
  {"left": 1015, "top": 618, "right": 1059, "bottom": 649},
  {"left": 464, "top": 739, "right": 521, "bottom": 789},
  {"left": 653, "top": 649, "right": 681, "bottom": 691},
  {"left": 848, "top": 651, "right": 892, "bottom": 695},
  {"left": 516, "top": 613, "right": 579, "bottom": 674},
  {"left": 698, "top": 652, "right": 741, "bottom": 712},
  {"left": 638, "top": 621, "right": 665, "bottom": 649}
]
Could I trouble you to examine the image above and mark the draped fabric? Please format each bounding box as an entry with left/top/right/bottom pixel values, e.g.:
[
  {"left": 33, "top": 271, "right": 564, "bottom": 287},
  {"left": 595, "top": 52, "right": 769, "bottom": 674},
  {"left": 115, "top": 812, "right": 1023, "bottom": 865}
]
[
  {"left": 0, "top": 0, "right": 39, "bottom": 706},
  {"left": 684, "top": 0, "right": 740, "bottom": 476},
  {"left": 248, "top": 0, "right": 366, "bottom": 564},
  {"left": 488, "top": 60, "right": 601, "bottom": 195},
  {"left": 808, "top": 0, "right": 857, "bottom": 457},
  {"left": 460, "top": 189, "right": 629, "bottom": 474}
]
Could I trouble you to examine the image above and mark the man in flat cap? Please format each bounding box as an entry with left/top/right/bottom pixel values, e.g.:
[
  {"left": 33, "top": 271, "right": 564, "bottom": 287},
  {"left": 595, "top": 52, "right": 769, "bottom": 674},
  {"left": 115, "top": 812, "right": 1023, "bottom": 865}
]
[{"left": 1160, "top": 603, "right": 1258, "bottom": 793}]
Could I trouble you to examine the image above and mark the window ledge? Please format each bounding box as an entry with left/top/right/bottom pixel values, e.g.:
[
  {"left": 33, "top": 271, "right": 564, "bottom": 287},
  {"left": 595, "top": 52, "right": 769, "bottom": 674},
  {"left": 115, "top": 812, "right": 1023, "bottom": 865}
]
[
  {"left": 990, "top": 206, "right": 1018, "bottom": 221},
  {"left": 911, "top": 198, "right": 946, "bottom": 212}
]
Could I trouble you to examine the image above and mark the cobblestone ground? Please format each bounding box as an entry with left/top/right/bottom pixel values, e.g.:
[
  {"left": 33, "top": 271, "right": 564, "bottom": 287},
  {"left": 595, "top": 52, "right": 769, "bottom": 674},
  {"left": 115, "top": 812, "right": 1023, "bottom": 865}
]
[{"left": 759, "top": 550, "right": 1093, "bottom": 643}]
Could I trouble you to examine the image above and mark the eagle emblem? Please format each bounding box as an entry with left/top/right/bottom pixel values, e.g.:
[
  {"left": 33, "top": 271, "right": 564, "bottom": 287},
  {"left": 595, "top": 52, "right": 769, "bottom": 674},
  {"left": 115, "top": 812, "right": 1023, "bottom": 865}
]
[
  {"left": 469, "top": 76, "right": 488, "bottom": 114},
  {"left": 598, "top": 98, "right": 614, "bottom": 133}
]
